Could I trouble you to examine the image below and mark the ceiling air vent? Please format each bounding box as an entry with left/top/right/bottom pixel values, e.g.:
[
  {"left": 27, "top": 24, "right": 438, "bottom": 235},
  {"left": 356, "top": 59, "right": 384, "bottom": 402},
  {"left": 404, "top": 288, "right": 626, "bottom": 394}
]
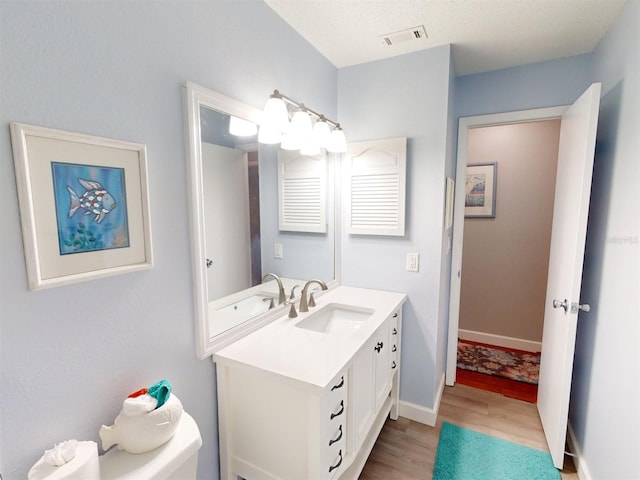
[{"left": 380, "top": 25, "right": 427, "bottom": 46}]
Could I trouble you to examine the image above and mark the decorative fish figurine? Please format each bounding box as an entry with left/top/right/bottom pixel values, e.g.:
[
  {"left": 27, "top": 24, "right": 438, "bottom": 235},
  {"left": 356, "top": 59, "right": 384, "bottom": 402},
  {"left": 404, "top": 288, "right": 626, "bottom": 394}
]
[
  {"left": 99, "top": 393, "right": 184, "bottom": 454},
  {"left": 66, "top": 179, "right": 117, "bottom": 224}
]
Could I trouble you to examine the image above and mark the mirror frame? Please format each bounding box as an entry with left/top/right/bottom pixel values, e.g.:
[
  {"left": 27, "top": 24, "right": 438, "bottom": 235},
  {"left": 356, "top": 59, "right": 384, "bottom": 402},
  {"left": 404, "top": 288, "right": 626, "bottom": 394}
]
[{"left": 183, "top": 81, "right": 340, "bottom": 358}]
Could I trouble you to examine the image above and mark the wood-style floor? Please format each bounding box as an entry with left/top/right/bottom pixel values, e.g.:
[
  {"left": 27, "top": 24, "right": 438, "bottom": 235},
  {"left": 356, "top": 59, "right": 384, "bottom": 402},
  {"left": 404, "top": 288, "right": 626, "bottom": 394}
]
[{"left": 360, "top": 384, "right": 578, "bottom": 479}]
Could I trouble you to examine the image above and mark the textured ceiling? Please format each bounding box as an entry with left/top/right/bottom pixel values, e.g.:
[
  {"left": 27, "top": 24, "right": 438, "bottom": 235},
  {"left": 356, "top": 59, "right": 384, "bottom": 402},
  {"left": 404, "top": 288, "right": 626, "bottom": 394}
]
[{"left": 264, "top": 0, "right": 627, "bottom": 76}]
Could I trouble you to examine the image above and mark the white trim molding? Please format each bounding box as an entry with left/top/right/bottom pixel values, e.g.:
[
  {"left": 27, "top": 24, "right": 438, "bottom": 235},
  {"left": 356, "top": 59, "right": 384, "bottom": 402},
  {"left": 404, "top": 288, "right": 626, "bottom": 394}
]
[
  {"left": 446, "top": 105, "right": 570, "bottom": 385},
  {"left": 458, "top": 329, "right": 542, "bottom": 353},
  {"left": 398, "top": 373, "right": 445, "bottom": 427},
  {"left": 567, "top": 423, "right": 592, "bottom": 480}
]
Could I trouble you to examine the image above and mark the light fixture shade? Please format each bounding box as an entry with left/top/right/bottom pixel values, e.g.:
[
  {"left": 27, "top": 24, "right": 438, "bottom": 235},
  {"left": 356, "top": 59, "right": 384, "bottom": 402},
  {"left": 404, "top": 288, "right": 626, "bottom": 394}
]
[
  {"left": 312, "top": 119, "right": 331, "bottom": 148},
  {"left": 280, "top": 131, "right": 301, "bottom": 150},
  {"left": 289, "top": 110, "right": 313, "bottom": 144},
  {"left": 300, "top": 140, "right": 320, "bottom": 156},
  {"left": 262, "top": 95, "right": 289, "bottom": 133},
  {"left": 229, "top": 116, "right": 258, "bottom": 137},
  {"left": 327, "top": 127, "right": 347, "bottom": 153},
  {"left": 258, "top": 125, "right": 282, "bottom": 144}
]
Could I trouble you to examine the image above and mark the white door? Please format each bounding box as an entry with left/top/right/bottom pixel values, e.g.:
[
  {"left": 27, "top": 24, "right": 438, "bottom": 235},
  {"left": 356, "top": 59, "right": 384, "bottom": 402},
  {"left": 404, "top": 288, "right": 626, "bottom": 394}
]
[
  {"left": 537, "top": 83, "right": 601, "bottom": 469},
  {"left": 202, "top": 142, "right": 252, "bottom": 301}
]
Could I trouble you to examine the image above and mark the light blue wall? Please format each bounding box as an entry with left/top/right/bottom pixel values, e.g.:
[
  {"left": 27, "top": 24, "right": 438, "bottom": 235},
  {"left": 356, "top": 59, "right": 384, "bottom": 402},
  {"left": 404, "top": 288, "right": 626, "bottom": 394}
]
[
  {"left": 436, "top": 48, "right": 458, "bottom": 383},
  {"left": 0, "top": 1, "right": 336, "bottom": 478},
  {"left": 337, "top": 45, "right": 453, "bottom": 407},
  {"left": 456, "top": 53, "right": 593, "bottom": 118},
  {"left": 570, "top": 1, "right": 640, "bottom": 478}
]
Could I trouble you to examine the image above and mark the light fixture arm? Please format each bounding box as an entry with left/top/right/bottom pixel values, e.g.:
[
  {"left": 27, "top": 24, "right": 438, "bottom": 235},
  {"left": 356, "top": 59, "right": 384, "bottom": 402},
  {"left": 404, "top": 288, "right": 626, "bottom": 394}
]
[{"left": 270, "top": 90, "right": 341, "bottom": 129}]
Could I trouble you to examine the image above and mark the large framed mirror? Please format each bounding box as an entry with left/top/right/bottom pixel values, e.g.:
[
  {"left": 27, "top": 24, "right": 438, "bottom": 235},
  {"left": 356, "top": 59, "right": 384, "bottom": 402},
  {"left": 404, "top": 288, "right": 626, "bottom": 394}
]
[{"left": 184, "top": 82, "right": 339, "bottom": 358}]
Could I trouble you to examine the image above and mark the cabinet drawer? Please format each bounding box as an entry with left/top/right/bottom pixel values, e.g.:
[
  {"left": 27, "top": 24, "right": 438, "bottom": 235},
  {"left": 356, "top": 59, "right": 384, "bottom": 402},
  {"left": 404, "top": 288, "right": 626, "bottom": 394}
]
[
  {"left": 325, "top": 421, "right": 346, "bottom": 478},
  {"left": 325, "top": 370, "right": 349, "bottom": 420},
  {"left": 324, "top": 371, "right": 348, "bottom": 479}
]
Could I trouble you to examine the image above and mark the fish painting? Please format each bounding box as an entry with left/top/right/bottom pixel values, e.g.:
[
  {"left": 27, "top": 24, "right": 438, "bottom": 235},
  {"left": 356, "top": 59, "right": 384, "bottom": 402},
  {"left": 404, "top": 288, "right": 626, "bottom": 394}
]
[{"left": 67, "top": 179, "right": 117, "bottom": 224}]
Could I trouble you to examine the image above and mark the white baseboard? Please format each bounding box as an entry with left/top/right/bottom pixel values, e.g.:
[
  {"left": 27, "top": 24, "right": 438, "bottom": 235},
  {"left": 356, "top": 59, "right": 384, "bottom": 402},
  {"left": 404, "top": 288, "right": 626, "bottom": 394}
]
[
  {"left": 567, "top": 423, "right": 592, "bottom": 480},
  {"left": 398, "top": 373, "right": 445, "bottom": 427},
  {"left": 458, "top": 329, "right": 541, "bottom": 352}
]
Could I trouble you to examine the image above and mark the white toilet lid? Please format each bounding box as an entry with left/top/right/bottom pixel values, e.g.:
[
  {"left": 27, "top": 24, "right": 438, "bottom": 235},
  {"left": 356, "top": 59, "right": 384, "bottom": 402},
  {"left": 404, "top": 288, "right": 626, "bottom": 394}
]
[{"left": 99, "top": 412, "right": 202, "bottom": 480}]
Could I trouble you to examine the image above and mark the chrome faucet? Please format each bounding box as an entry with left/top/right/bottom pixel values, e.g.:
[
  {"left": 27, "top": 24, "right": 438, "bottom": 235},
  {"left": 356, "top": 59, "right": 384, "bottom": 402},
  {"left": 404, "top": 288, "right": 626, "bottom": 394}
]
[
  {"left": 262, "top": 273, "right": 286, "bottom": 305},
  {"left": 299, "top": 279, "right": 328, "bottom": 313}
]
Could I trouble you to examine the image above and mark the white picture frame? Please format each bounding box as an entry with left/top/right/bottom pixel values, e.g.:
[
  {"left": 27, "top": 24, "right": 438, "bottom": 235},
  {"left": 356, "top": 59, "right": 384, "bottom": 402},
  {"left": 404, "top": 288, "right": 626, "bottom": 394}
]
[{"left": 10, "top": 122, "right": 153, "bottom": 291}]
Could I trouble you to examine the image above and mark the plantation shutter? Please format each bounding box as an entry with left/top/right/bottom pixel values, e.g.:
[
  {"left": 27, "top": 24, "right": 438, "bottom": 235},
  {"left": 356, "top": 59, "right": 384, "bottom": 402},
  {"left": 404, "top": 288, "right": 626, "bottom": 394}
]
[
  {"left": 278, "top": 150, "right": 327, "bottom": 233},
  {"left": 346, "top": 137, "right": 406, "bottom": 236}
]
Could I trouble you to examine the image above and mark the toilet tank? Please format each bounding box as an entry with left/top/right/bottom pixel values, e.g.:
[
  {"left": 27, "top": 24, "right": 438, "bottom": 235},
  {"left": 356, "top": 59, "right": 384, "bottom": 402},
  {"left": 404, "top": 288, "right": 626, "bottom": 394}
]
[{"left": 99, "top": 412, "right": 202, "bottom": 480}]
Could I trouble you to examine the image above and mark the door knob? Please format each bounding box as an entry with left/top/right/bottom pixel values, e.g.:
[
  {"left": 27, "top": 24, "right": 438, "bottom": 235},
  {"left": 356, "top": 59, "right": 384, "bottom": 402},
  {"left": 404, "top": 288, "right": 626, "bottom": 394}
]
[
  {"left": 553, "top": 299, "right": 591, "bottom": 314},
  {"left": 552, "top": 299, "right": 569, "bottom": 312}
]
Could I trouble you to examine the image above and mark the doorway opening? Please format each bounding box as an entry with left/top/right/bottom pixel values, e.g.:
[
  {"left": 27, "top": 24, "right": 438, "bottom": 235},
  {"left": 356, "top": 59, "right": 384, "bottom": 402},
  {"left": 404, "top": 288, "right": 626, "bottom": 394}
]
[
  {"left": 453, "top": 119, "right": 562, "bottom": 402},
  {"left": 447, "top": 84, "right": 601, "bottom": 470},
  {"left": 446, "top": 106, "right": 568, "bottom": 387}
]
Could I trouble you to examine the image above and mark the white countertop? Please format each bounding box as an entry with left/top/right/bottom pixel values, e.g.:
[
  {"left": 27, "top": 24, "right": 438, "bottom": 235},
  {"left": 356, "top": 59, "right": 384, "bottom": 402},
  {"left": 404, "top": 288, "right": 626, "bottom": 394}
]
[{"left": 213, "top": 286, "right": 407, "bottom": 389}]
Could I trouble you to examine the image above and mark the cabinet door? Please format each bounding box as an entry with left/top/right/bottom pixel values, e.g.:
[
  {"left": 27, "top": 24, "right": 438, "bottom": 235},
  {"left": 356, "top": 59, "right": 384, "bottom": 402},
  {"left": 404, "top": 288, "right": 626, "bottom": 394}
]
[
  {"left": 351, "top": 337, "right": 375, "bottom": 452},
  {"left": 351, "top": 321, "right": 391, "bottom": 452}
]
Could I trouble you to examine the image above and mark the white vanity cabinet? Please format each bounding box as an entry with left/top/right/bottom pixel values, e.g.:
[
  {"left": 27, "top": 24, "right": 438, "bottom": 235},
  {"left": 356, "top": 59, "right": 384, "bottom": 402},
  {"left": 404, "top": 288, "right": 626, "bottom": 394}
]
[
  {"left": 213, "top": 286, "right": 406, "bottom": 480},
  {"left": 350, "top": 307, "right": 402, "bottom": 453},
  {"left": 216, "top": 367, "right": 349, "bottom": 480}
]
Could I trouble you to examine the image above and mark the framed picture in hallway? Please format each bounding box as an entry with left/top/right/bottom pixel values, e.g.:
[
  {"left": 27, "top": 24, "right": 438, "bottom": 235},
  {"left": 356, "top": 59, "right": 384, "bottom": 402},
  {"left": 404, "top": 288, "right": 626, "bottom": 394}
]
[
  {"left": 10, "top": 122, "right": 153, "bottom": 291},
  {"left": 465, "top": 163, "right": 497, "bottom": 218}
]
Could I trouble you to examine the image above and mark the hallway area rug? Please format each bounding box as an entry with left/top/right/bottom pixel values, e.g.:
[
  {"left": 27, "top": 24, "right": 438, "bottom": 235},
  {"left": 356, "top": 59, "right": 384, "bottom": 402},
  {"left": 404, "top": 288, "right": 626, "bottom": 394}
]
[
  {"left": 433, "top": 422, "right": 560, "bottom": 480},
  {"left": 457, "top": 340, "right": 540, "bottom": 384}
]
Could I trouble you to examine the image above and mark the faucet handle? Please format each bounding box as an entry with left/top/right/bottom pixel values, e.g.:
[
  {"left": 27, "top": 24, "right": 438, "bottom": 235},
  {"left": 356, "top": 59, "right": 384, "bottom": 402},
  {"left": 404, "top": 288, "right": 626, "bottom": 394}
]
[
  {"left": 285, "top": 301, "right": 298, "bottom": 318},
  {"left": 289, "top": 285, "right": 300, "bottom": 300},
  {"left": 262, "top": 296, "right": 275, "bottom": 309},
  {"left": 308, "top": 291, "right": 317, "bottom": 307}
]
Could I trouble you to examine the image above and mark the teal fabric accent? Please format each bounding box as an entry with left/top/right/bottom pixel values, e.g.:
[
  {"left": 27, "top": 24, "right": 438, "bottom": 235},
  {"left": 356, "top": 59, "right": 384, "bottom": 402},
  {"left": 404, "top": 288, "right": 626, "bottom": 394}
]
[
  {"left": 433, "top": 422, "right": 560, "bottom": 480},
  {"left": 148, "top": 379, "right": 172, "bottom": 409}
]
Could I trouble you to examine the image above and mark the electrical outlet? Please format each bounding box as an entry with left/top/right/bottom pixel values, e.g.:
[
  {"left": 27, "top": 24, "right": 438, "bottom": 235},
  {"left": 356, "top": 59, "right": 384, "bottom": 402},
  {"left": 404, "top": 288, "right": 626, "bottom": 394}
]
[
  {"left": 406, "top": 253, "right": 419, "bottom": 272},
  {"left": 274, "top": 243, "right": 283, "bottom": 259}
]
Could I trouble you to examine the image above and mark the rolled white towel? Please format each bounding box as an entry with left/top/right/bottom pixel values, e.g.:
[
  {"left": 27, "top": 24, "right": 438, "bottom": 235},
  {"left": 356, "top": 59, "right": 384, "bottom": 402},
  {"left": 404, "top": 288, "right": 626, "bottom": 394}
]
[{"left": 122, "top": 393, "right": 157, "bottom": 416}]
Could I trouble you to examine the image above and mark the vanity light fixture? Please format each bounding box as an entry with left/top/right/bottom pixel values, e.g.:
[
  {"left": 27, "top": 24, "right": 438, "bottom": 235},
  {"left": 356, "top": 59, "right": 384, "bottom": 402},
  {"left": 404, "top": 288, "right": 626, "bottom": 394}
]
[
  {"left": 327, "top": 125, "right": 347, "bottom": 153},
  {"left": 259, "top": 90, "right": 347, "bottom": 153},
  {"left": 229, "top": 115, "right": 258, "bottom": 137}
]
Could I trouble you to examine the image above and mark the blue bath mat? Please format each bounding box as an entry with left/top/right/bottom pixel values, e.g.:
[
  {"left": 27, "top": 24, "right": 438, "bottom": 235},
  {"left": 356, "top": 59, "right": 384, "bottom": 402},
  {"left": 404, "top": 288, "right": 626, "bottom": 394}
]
[{"left": 433, "top": 422, "right": 560, "bottom": 480}]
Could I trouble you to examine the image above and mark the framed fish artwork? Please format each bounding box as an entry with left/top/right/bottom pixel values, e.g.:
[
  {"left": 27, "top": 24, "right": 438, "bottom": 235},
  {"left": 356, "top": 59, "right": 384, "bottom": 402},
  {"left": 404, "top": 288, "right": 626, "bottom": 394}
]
[{"left": 10, "top": 122, "right": 153, "bottom": 291}]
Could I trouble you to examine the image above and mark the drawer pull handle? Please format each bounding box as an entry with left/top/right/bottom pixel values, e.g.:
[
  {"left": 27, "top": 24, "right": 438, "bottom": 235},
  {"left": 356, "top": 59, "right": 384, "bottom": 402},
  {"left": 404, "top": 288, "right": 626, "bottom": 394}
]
[
  {"left": 374, "top": 342, "right": 384, "bottom": 353},
  {"left": 330, "top": 400, "right": 344, "bottom": 420},
  {"left": 329, "top": 425, "right": 343, "bottom": 446},
  {"left": 331, "top": 376, "right": 345, "bottom": 391},
  {"left": 392, "top": 328, "right": 398, "bottom": 335},
  {"left": 391, "top": 360, "right": 397, "bottom": 369},
  {"left": 328, "top": 450, "right": 343, "bottom": 473},
  {"left": 393, "top": 313, "right": 398, "bottom": 318},
  {"left": 392, "top": 345, "right": 397, "bottom": 352}
]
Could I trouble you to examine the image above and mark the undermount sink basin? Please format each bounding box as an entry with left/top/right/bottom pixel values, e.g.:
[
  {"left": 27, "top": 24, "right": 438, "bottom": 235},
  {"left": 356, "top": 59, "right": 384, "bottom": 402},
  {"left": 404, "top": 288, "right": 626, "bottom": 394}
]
[{"left": 295, "top": 303, "right": 374, "bottom": 334}]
